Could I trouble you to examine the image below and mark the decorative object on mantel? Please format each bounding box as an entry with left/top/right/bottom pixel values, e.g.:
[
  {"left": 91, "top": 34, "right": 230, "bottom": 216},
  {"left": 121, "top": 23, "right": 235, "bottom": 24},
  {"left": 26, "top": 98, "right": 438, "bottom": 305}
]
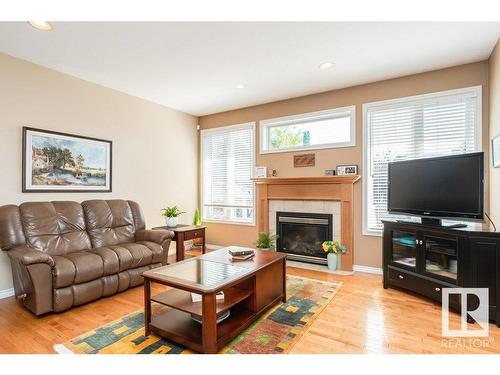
[
  {"left": 22, "top": 126, "right": 112, "bottom": 192},
  {"left": 271, "top": 169, "right": 278, "bottom": 177},
  {"left": 322, "top": 240, "right": 347, "bottom": 271},
  {"left": 336, "top": 164, "right": 358, "bottom": 175},
  {"left": 293, "top": 153, "right": 315, "bottom": 168},
  {"left": 161, "top": 206, "right": 186, "bottom": 227},
  {"left": 493, "top": 134, "right": 500, "bottom": 168},
  {"left": 255, "top": 232, "right": 279, "bottom": 251},
  {"left": 254, "top": 166, "right": 268, "bottom": 178},
  {"left": 324, "top": 169, "right": 336, "bottom": 176}
]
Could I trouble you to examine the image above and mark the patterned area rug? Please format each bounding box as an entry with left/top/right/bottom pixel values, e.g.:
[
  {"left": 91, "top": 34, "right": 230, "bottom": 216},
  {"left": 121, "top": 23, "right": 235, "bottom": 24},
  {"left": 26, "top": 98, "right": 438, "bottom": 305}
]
[{"left": 54, "top": 276, "right": 341, "bottom": 354}]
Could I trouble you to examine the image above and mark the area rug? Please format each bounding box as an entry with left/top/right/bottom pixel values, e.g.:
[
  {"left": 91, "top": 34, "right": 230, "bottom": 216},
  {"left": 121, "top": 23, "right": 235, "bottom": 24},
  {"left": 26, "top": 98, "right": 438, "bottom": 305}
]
[{"left": 54, "top": 275, "right": 341, "bottom": 354}]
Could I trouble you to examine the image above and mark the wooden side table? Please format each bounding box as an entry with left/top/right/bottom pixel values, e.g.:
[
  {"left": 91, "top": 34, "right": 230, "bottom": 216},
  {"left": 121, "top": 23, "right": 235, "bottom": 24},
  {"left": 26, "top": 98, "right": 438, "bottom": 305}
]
[{"left": 153, "top": 224, "right": 206, "bottom": 262}]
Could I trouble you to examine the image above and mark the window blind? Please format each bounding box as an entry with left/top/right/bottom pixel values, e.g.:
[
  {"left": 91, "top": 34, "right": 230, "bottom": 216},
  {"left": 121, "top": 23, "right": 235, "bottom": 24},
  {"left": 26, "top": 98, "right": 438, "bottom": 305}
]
[
  {"left": 364, "top": 87, "right": 481, "bottom": 234},
  {"left": 201, "top": 123, "right": 255, "bottom": 224}
]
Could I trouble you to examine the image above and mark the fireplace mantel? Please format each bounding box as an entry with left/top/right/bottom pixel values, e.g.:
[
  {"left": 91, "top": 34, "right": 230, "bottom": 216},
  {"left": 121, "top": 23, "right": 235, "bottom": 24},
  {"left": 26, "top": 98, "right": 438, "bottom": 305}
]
[{"left": 252, "top": 175, "right": 361, "bottom": 271}]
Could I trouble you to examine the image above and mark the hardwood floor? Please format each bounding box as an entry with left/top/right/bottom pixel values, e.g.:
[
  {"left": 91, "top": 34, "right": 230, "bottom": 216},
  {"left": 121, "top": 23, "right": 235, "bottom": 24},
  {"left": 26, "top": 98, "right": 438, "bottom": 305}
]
[{"left": 0, "top": 249, "right": 499, "bottom": 354}]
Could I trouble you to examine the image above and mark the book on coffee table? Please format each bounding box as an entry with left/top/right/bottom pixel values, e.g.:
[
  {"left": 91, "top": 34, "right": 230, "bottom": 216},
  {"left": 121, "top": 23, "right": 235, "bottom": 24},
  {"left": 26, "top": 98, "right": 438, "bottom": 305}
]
[
  {"left": 226, "top": 246, "right": 255, "bottom": 257},
  {"left": 230, "top": 253, "right": 255, "bottom": 262}
]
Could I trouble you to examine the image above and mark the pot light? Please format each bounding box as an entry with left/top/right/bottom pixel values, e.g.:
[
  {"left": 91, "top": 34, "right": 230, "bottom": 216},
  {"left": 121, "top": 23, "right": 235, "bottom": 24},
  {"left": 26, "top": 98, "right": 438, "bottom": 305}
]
[
  {"left": 235, "top": 84, "right": 245, "bottom": 89},
  {"left": 319, "top": 62, "right": 335, "bottom": 70},
  {"left": 28, "top": 21, "right": 53, "bottom": 31}
]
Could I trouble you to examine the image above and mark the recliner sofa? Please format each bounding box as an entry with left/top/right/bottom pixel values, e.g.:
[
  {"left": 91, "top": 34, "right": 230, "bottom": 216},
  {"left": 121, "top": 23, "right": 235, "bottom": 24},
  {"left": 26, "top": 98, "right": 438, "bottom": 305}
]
[{"left": 0, "top": 199, "right": 173, "bottom": 315}]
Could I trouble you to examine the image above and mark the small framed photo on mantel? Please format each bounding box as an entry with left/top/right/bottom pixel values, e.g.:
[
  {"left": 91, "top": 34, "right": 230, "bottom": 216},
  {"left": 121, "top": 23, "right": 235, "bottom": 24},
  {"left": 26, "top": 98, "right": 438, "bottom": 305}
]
[
  {"left": 493, "top": 134, "right": 500, "bottom": 168},
  {"left": 336, "top": 164, "right": 358, "bottom": 175}
]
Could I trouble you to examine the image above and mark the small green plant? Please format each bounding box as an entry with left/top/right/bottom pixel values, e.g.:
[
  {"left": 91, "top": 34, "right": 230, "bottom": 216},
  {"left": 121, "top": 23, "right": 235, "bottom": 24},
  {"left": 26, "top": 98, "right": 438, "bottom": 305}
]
[
  {"left": 322, "top": 240, "right": 347, "bottom": 254},
  {"left": 161, "top": 206, "right": 186, "bottom": 218},
  {"left": 255, "top": 232, "right": 279, "bottom": 250},
  {"left": 193, "top": 208, "right": 202, "bottom": 225}
]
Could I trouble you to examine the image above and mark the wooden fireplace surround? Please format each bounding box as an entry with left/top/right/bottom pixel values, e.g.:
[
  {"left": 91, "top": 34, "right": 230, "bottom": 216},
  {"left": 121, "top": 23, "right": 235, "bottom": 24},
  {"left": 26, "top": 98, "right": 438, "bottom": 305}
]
[{"left": 253, "top": 176, "right": 361, "bottom": 271}]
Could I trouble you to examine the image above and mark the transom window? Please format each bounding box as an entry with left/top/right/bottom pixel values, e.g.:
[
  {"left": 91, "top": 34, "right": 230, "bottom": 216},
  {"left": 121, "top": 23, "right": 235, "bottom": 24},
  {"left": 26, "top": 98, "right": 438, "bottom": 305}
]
[
  {"left": 363, "top": 86, "right": 482, "bottom": 235},
  {"left": 259, "top": 106, "right": 356, "bottom": 154},
  {"left": 201, "top": 123, "right": 255, "bottom": 225}
]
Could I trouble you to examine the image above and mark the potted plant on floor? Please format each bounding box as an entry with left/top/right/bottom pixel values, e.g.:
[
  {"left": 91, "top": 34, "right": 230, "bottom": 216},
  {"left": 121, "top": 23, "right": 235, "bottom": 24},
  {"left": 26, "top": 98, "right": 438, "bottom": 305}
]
[
  {"left": 255, "top": 232, "right": 279, "bottom": 251},
  {"left": 161, "top": 206, "right": 186, "bottom": 227},
  {"left": 322, "top": 240, "right": 347, "bottom": 271}
]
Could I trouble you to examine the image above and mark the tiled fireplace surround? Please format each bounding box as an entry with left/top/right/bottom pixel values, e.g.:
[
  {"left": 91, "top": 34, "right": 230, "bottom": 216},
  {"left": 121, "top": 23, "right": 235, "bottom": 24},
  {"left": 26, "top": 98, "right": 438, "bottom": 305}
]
[{"left": 268, "top": 200, "right": 341, "bottom": 242}]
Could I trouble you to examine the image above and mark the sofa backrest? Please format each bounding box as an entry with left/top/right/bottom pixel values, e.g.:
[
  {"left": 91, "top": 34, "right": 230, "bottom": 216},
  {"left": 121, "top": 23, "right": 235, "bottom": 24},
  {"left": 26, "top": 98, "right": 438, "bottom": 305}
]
[
  {"left": 82, "top": 200, "right": 145, "bottom": 248},
  {"left": 20, "top": 201, "right": 91, "bottom": 255},
  {"left": 0, "top": 199, "right": 146, "bottom": 253}
]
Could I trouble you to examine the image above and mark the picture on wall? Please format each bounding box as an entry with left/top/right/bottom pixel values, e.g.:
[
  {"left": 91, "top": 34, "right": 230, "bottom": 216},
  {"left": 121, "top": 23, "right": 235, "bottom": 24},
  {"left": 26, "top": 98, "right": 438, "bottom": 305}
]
[{"left": 22, "top": 127, "right": 112, "bottom": 192}]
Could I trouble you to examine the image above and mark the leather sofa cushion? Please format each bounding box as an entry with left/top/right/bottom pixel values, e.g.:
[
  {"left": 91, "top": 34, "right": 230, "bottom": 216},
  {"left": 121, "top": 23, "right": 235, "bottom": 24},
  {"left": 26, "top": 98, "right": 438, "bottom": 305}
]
[
  {"left": 106, "top": 242, "right": 159, "bottom": 270},
  {"left": 19, "top": 202, "right": 91, "bottom": 255},
  {"left": 52, "top": 252, "right": 105, "bottom": 288},
  {"left": 82, "top": 200, "right": 136, "bottom": 248}
]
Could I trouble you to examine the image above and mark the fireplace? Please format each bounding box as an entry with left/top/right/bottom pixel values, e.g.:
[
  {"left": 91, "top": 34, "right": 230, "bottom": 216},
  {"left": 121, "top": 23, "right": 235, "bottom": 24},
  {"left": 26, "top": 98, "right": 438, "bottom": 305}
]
[{"left": 276, "top": 211, "right": 332, "bottom": 264}]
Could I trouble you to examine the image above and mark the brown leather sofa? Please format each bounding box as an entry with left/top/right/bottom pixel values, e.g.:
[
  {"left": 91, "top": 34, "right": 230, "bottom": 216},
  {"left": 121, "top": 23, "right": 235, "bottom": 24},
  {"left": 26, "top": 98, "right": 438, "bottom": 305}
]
[{"left": 0, "top": 199, "right": 173, "bottom": 315}]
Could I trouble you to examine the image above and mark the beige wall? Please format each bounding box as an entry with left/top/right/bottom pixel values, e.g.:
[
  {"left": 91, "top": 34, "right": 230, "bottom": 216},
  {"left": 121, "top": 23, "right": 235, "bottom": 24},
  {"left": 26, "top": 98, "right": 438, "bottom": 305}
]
[
  {"left": 199, "top": 61, "right": 490, "bottom": 269},
  {"left": 0, "top": 53, "right": 199, "bottom": 292},
  {"left": 490, "top": 40, "right": 500, "bottom": 224}
]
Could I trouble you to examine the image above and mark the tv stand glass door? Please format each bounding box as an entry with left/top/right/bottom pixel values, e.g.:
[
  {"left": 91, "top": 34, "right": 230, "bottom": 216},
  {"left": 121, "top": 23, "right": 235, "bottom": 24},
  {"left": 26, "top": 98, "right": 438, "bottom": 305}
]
[{"left": 390, "top": 229, "right": 418, "bottom": 270}]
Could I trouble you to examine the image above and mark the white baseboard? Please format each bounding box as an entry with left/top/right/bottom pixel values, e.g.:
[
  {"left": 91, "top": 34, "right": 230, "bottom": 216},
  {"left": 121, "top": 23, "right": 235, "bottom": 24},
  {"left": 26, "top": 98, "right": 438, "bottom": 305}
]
[
  {"left": 353, "top": 264, "right": 383, "bottom": 275},
  {"left": 0, "top": 288, "right": 14, "bottom": 299}
]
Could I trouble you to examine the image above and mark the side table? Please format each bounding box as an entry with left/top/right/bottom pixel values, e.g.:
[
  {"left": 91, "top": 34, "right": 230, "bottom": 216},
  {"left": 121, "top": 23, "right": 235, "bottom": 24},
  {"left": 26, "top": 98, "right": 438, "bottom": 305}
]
[{"left": 153, "top": 224, "right": 206, "bottom": 262}]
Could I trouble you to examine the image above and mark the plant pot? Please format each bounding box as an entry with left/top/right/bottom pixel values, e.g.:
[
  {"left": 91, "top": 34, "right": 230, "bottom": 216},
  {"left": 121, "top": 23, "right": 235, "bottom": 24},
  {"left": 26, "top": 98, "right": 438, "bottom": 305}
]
[
  {"left": 337, "top": 253, "right": 342, "bottom": 270},
  {"left": 327, "top": 253, "right": 338, "bottom": 271},
  {"left": 257, "top": 247, "right": 270, "bottom": 251},
  {"left": 165, "top": 217, "right": 178, "bottom": 227}
]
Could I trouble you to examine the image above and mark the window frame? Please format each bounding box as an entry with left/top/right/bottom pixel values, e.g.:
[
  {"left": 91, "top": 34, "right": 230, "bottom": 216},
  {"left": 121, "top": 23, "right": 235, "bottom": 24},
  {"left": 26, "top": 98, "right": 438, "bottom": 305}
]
[
  {"left": 362, "top": 86, "right": 483, "bottom": 237},
  {"left": 259, "top": 105, "right": 356, "bottom": 154},
  {"left": 200, "top": 122, "right": 256, "bottom": 226}
]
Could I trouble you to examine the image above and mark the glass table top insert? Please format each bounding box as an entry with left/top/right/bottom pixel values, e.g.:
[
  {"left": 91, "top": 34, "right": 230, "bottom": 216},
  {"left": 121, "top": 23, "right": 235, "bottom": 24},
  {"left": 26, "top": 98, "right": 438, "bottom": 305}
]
[{"left": 154, "top": 259, "right": 248, "bottom": 287}]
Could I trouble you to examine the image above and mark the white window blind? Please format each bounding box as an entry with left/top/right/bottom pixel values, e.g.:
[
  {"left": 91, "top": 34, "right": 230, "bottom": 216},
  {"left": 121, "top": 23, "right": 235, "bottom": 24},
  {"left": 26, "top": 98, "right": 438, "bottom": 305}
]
[
  {"left": 201, "top": 123, "right": 255, "bottom": 224},
  {"left": 363, "top": 86, "right": 481, "bottom": 235}
]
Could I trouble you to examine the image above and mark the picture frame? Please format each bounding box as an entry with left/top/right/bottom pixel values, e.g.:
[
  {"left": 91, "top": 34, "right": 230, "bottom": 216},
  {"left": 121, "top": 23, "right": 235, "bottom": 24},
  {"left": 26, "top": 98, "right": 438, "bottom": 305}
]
[
  {"left": 493, "top": 134, "right": 500, "bottom": 168},
  {"left": 336, "top": 164, "right": 358, "bottom": 175},
  {"left": 293, "top": 153, "right": 315, "bottom": 168},
  {"left": 22, "top": 127, "right": 112, "bottom": 192}
]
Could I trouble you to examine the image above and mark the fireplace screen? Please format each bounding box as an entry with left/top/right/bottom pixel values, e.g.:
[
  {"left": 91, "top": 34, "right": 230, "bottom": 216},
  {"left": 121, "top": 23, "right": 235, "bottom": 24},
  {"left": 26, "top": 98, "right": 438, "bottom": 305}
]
[{"left": 276, "top": 211, "right": 333, "bottom": 264}]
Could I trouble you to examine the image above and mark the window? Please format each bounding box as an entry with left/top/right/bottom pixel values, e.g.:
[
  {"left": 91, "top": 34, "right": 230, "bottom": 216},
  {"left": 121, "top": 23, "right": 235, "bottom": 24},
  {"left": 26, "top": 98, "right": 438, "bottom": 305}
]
[
  {"left": 363, "top": 86, "right": 482, "bottom": 235},
  {"left": 260, "top": 106, "right": 355, "bottom": 153},
  {"left": 201, "top": 123, "right": 255, "bottom": 225}
]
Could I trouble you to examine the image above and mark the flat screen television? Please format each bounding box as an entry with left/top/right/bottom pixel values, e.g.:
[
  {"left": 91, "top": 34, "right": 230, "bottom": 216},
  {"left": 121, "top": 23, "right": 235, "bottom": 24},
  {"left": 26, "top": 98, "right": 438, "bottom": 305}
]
[{"left": 388, "top": 152, "right": 484, "bottom": 225}]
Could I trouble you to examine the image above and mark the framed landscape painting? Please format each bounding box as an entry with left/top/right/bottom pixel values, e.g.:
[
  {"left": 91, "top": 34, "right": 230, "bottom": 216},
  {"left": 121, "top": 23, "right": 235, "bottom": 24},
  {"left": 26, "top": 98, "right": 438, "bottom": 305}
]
[{"left": 22, "top": 127, "right": 112, "bottom": 192}]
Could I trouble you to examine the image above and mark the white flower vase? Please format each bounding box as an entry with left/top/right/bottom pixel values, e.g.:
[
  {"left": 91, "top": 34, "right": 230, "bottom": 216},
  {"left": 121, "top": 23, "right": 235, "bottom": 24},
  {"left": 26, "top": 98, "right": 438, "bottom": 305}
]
[
  {"left": 327, "top": 253, "right": 338, "bottom": 271},
  {"left": 337, "top": 253, "right": 342, "bottom": 270},
  {"left": 165, "top": 217, "right": 178, "bottom": 227}
]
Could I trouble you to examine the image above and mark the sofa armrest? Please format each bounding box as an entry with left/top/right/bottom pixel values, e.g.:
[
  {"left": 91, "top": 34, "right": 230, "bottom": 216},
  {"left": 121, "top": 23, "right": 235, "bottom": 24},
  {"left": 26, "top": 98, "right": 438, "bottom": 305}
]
[
  {"left": 136, "top": 229, "right": 174, "bottom": 244},
  {"left": 8, "top": 246, "right": 55, "bottom": 268}
]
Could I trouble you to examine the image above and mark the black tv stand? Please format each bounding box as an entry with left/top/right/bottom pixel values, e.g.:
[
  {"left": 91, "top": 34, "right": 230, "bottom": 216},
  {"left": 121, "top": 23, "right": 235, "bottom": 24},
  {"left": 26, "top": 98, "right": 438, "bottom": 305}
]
[
  {"left": 397, "top": 218, "right": 467, "bottom": 229},
  {"left": 383, "top": 220, "right": 500, "bottom": 327}
]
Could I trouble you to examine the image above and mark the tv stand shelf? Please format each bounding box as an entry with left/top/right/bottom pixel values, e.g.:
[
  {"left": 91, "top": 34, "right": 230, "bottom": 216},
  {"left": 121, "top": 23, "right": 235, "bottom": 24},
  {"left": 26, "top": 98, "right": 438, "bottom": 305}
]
[{"left": 382, "top": 220, "right": 500, "bottom": 327}]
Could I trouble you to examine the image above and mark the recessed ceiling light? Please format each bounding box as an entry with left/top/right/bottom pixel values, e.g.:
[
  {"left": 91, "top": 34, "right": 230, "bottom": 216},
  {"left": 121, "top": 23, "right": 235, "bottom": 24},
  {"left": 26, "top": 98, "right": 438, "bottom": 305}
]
[
  {"left": 235, "top": 84, "right": 245, "bottom": 89},
  {"left": 319, "top": 62, "right": 335, "bottom": 70},
  {"left": 28, "top": 21, "right": 53, "bottom": 31}
]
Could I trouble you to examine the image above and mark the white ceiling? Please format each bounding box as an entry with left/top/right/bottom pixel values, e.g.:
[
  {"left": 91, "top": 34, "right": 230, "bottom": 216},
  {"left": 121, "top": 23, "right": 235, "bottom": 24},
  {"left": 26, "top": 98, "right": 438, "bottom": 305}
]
[{"left": 1, "top": 22, "right": 500, "bottom": 116}]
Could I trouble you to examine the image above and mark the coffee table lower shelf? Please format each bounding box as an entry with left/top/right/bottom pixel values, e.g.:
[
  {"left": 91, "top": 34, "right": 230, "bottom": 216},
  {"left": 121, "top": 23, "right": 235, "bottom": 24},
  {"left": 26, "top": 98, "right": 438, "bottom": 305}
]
[{"left": 149, "top": 305, "right": 256, "bottom": 352}]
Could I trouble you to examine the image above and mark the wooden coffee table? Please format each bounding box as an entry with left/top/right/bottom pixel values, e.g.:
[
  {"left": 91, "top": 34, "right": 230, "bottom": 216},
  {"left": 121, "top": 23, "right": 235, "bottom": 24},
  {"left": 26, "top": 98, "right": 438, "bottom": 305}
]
[{"left": 142, "top": 248, "right": 287, "bottom": 353}]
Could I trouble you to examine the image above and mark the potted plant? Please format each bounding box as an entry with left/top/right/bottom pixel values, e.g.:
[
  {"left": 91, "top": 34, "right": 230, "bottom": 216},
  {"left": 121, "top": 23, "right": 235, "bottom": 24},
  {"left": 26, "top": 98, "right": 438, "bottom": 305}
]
[
  {"left": 322, "top": 240, "right": 347, "bottom": 271},
  {"left": 161, "top": 206, "right": 186, "bottom": 227},
  {"left": 255, "top": 232, "right": 279, "bottom": 251}
]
